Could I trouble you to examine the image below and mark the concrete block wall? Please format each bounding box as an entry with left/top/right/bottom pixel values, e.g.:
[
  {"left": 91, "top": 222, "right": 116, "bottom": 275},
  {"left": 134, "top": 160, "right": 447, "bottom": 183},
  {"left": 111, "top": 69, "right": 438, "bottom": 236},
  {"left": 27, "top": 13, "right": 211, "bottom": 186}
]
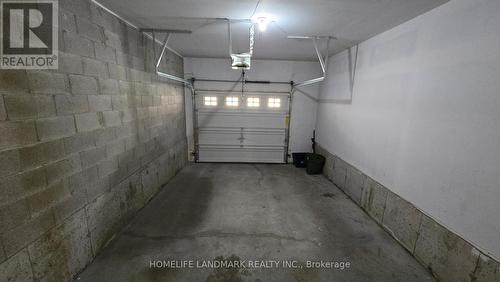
[
  {"left": 0, "top": 0, "right": 188, "bottom": 280},
  {"left": 316, "top": 144, "right": 500, "bottom": 282}
]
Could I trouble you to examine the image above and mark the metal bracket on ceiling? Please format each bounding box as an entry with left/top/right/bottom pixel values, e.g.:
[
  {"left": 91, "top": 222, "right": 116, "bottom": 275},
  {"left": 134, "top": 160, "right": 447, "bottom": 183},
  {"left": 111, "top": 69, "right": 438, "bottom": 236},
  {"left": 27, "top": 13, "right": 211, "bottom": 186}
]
[
  {"left": 144, "top": 28, "right": 193, "bottom": 88},
  {"left": 288, "top": 35, "right": 336, "bottom": 88},
  {"left": 226, "top": 18, "right": 255, "bottom": 56}
]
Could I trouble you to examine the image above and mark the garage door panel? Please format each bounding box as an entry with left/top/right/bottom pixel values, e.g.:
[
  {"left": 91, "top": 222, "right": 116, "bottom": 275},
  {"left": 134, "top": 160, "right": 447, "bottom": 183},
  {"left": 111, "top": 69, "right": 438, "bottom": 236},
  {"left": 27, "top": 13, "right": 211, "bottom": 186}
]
[
  {"left": 197, "top": 112, "right": 287, "bottom": 129},
  {"left": 198, "top": 146, "right": 285, "bottom": 163},
  {"left": 196, "top": 92, "right": 290, "bottom": 110},
  {"left": 198, "top": 129, "right": 286, "bottom": 146}
]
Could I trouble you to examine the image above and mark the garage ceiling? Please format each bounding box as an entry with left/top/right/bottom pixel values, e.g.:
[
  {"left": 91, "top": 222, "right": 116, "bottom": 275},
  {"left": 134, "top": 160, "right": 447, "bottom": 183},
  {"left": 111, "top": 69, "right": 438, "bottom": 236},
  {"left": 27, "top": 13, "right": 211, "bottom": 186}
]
[{"left": 96, "top": 0, "right": 449, "bottom": 61}]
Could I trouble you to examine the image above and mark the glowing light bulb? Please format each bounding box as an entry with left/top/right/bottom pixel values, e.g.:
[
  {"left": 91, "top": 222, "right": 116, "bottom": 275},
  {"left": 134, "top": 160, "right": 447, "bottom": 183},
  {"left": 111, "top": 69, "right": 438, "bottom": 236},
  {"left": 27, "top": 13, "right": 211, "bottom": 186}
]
[
  {"left": 257, "top": 17, "right": 268, "bottom": 32},
  {"left": 251, "top": 14, "right": 275, "bottom": 32}
]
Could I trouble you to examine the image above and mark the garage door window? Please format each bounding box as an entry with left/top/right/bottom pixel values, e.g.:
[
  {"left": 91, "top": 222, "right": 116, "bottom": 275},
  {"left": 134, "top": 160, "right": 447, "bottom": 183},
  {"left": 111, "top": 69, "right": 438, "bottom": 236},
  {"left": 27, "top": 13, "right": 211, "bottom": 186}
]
[
  {"left": 247, "top": 97, "right": 260, "bottom": 107},
  {"left": 204, "top": 96, "right": 218, "bottom": 106},
  {"left": 225, "top": 96, "right": 239, "bottom": 107},
  {"left": 268, "top": 98, "right": 281, "bottom": 108}
]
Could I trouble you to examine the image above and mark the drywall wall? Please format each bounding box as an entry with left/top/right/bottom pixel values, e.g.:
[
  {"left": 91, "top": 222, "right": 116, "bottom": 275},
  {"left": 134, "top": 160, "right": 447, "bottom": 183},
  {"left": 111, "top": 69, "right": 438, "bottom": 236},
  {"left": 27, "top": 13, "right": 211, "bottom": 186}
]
[
  {"left": 316, "top": 0, "right": 500, "bottom": 260},
  {"left": 0, "top": 0, "right": 187, "bottom": 280},
  {"left": 184, "top": 57, "right": 322, "bottom": 159}
]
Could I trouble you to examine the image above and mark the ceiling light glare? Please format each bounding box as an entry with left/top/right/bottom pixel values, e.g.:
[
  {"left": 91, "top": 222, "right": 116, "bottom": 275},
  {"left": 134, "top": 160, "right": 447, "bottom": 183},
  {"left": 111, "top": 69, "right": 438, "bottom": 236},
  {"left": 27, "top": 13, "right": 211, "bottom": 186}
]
[
  {"left": 257, "top": 17, "right": 268, "bottom": 32},
  {"left": 251, "top": 14, "right": 275, "bottom": 32}
]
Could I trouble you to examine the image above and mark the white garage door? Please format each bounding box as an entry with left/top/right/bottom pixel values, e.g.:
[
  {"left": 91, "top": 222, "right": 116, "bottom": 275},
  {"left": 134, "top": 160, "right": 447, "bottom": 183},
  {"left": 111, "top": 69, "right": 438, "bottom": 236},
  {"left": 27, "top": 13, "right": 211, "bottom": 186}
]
[{"left": 195, "top": 90, "right": 290, "bottom": 163}]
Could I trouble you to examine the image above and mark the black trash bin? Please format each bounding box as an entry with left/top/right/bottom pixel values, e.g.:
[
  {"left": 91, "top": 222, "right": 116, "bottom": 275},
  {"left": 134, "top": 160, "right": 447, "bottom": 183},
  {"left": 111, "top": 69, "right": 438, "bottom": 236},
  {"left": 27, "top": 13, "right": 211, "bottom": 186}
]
[
  {"left": 292, "top": 153, "right": 308, "bottom": 168},
  {"left": 306, "top": 153, "right": 325, "bottom": 175}
]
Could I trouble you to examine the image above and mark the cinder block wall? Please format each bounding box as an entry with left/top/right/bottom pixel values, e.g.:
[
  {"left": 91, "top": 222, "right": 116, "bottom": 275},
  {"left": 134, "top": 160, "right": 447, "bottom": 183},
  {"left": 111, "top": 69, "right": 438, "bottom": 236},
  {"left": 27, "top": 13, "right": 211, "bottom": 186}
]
[
  {"left": 316, "top": 145, "right": 500, "bottom": 282},
  {"left": 0, "top": 0, "right": 188, "bottom": 280}
]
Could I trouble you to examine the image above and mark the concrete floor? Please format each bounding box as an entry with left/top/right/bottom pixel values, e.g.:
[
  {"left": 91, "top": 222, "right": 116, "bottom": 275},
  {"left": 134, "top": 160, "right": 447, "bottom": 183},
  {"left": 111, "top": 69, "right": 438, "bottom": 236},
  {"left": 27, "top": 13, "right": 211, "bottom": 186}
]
[{"left": 77, "top": 164, "right": 435, "bottom": 282}]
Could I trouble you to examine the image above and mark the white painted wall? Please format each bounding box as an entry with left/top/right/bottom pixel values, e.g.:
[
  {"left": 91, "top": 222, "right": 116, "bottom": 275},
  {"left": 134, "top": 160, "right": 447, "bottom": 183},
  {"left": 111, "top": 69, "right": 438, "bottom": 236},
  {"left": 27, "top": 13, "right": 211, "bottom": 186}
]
[
  {"left": 184, "top": 58, "right": 322, "bottom": 159},
  {"left": 316, "top": 0, "right": 500, "bottom": 260}
]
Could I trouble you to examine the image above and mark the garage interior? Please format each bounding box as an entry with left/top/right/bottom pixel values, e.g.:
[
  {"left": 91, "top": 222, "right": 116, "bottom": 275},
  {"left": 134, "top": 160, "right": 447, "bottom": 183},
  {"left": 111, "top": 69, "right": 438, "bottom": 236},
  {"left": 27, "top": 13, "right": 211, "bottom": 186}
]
[{"left": 0, "top": 0, "right": 499, "bottom": 281}]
